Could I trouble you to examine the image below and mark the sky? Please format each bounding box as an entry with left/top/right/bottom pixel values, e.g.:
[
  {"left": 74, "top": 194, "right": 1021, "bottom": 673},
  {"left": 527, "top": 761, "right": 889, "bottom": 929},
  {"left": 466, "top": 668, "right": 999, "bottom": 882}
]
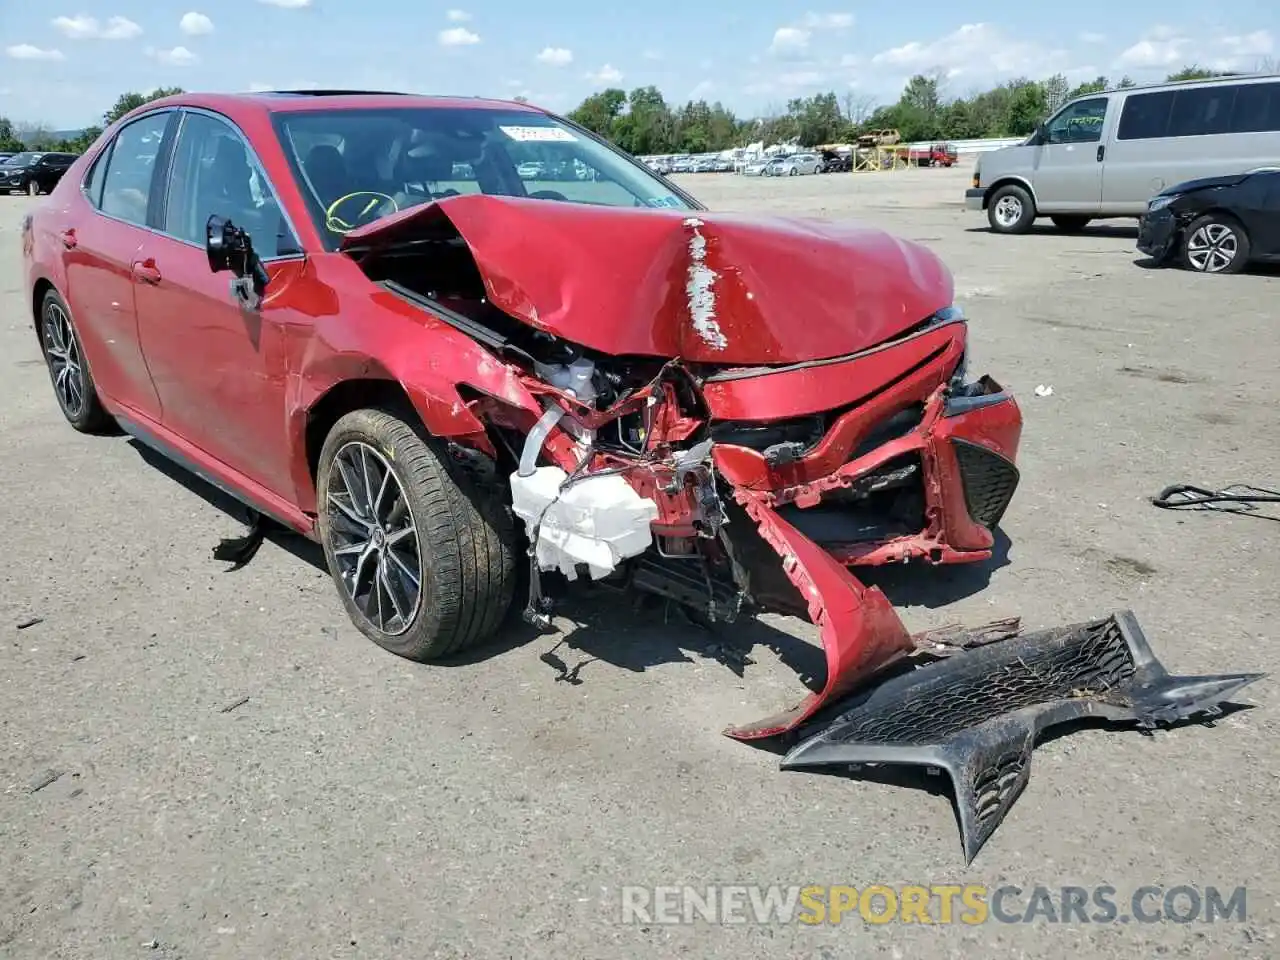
[{"left": 1, "top": 1, "right": 1277, "bottom": 129}]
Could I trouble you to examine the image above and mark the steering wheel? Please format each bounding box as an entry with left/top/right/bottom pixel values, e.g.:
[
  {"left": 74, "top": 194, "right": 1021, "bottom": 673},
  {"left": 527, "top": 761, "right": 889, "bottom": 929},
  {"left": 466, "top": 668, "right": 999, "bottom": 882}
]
[
  {"left": 528, "top": 189, "right": 569, "bottom": 202},
  {"left": 325, "top": 191, "right": 400, "bottom": 233}
]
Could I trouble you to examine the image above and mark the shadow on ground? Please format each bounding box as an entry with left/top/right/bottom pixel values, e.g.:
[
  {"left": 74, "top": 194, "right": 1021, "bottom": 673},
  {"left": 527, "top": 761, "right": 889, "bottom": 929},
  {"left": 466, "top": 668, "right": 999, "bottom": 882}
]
[{"left": 966, "top": 223, "right": 1139, "bottom": 239}]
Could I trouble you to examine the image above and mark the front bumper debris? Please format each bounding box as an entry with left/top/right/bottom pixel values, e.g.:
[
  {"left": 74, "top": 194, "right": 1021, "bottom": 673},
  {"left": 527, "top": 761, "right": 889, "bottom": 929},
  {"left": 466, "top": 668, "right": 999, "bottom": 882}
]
[
  {"left": 1137, "top": 208, "right": 1179, "bottom": 261},
  {"left": 781, "top": 610, "right": 1263, "bottom": 862}
]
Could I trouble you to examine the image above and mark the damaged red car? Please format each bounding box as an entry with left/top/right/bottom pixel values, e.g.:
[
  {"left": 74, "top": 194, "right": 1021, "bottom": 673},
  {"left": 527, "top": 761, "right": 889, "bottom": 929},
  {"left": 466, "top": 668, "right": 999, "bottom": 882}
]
[{"left": 26, "top": 91, "right": 1257, "bottom": 862}]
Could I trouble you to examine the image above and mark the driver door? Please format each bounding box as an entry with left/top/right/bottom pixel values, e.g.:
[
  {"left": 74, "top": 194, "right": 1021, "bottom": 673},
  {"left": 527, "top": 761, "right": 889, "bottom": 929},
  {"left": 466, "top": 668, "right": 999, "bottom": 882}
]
[
  {"left": 132, "top": 109, "right": 305, "bottom": 499},
  {"left": 1032, "top": 96, "right": 1111, "bottom": 212}
]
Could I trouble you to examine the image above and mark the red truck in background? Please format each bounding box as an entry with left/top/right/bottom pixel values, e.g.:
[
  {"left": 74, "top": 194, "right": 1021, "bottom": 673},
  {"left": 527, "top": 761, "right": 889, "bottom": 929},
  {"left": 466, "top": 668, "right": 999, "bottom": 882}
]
[{"left": 908, "top": 142, "right": 959, "bottom": 167}]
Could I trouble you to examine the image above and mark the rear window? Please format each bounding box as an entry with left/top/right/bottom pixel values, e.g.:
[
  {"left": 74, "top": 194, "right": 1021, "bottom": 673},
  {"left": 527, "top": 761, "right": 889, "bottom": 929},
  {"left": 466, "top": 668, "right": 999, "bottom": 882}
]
[{"left": 1118, "top": 91, "right": 1175, "bottom": 140}]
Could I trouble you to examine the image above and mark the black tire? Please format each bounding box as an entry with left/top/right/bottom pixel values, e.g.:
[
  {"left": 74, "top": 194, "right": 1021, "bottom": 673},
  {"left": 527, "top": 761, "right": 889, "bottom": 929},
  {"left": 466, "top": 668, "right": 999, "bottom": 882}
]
[
  {"left": 987, "top": 183, "right": 1036, "bottom": 234},
  {"left": 1051, "top": 215, "right": 1091, "bottom": 233},
  {"left": 39, "top": 288, "right": 110, "bottom": 432},
  {"left": 316, "top": 407, "right": 517, "bottom": 662},
  {"left": 1181, "top": 213, "right": 1250, "bottom": 274}
]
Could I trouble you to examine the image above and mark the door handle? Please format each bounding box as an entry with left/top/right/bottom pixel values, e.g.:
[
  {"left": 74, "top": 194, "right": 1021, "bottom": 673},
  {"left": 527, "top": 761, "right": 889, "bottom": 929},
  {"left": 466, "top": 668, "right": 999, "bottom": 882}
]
[
  {"left": 1096, "top": 145, "right": 1106, "bottom": 162},
  {"left": 58, "top": 229, "right": 77, "bottom": 249},
  {"left": 131, "top": 259, "right": 162, "bottom": 284}
]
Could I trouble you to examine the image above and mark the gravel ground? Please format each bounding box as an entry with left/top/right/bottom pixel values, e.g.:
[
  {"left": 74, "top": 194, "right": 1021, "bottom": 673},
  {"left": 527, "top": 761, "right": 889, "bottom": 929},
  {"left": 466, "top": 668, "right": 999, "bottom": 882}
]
[{"left": 2, "top": 164, "right": 1277, "bottom": 959}]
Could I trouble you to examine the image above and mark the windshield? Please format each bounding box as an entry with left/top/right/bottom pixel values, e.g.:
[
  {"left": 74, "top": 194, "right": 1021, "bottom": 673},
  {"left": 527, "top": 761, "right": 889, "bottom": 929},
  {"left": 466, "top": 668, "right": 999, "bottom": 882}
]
[
  {"left": 272, "top": 106, "right": 694, "bottom": 249},
  {"left": 5, "top": 152, "right": 43, "bottom": 166}
]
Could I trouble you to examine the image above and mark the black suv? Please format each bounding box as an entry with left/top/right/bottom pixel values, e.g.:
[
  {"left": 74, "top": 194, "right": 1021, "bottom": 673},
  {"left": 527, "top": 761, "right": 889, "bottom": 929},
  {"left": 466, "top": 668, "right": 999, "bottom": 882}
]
[{"left": 1, "top": 151, "right": 79, "bottom": 196}]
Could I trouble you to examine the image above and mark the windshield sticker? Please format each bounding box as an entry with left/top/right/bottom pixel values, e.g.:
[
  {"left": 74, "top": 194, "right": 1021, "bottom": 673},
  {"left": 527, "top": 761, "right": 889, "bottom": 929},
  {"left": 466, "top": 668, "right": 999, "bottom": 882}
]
[
  {"left": 498, "top": 125, "right": 577, "bottom": 143},
  {"left": 644, "top": 196, "right": 683, "bottom": 209}
]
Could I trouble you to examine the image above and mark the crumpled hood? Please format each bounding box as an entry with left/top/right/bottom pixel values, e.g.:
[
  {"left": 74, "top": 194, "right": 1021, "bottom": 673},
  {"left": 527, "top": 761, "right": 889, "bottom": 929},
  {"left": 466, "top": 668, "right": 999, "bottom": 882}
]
[
  {"left": 343, "top": 194, "right": 954, "bottom": 365},
  {"left": 1160, "top": 173, "right": 1252, "bottom": 196}
]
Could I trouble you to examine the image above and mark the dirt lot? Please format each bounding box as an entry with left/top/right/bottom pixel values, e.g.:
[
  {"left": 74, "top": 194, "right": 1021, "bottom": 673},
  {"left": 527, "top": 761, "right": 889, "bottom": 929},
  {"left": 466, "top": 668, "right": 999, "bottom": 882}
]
[{"left": 2, "top": 164, "right": 1277, "bottom": 958}]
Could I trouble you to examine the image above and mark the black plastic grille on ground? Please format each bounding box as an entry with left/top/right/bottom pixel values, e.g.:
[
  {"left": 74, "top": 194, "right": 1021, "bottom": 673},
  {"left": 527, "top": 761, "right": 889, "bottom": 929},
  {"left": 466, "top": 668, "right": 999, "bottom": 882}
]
[
  {"left": 952, "top": 437, "right": 1020, "bottom": 528},
  {"left": 828, "top": 617, "right": 1136, "bottom": 746},
  {"left": 781, "top": 610, "right": 1263, "bottom": 863}
]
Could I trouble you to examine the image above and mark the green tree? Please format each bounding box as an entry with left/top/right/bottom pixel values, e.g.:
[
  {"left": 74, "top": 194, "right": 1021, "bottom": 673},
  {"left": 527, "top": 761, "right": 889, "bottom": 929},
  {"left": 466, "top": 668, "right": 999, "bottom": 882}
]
[
  {"left": 568, "top": 88, "right": 627, "bottom": 138},
  {"left": 1166, "top": 65, "right": 1235, "bottom": 81},
  {"left": 104, "top": 87, "right": 184, "bottom": 126},
  {"left": 0, "top": 117, "right": 25, "bottom": 152}
]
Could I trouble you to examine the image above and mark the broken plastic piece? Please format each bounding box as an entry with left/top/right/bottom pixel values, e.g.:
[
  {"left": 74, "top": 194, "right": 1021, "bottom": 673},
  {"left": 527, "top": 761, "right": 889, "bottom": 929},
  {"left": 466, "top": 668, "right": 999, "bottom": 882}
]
[
  {"left": 781, "top": 610, "right": 1263, "bottom": 863},
  {"left": 510, "top": 467, "right": 659, "bottom": 580}
]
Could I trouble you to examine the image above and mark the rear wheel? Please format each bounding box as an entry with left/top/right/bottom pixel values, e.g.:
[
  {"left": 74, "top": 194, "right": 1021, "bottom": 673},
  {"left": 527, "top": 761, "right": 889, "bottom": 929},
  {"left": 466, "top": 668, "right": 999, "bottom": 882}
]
[
  {"left": 987, "top": 184, "right": 1036, "bottom": 234},
  {"left": 316, "top": 408, "right": 517, "bottom": 661},
  {"left": 1051, "top": 215, "right": 1091, "bottom": 233},
  {"left": 39, "top": 289, "right": 110, "bottom": 432},
  {"left": 1181, "top": 214, "right": 1250, "bottom": 274}
]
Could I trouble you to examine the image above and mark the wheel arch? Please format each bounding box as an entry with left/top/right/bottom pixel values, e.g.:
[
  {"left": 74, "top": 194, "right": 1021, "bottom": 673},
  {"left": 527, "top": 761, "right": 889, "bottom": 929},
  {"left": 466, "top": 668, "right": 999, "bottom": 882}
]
[
  {"left": 30, "top": 276, "right": 56, "bottom": 348},
  {"left": 983, "top": 176, "right": 1038, "bottom": 210}
]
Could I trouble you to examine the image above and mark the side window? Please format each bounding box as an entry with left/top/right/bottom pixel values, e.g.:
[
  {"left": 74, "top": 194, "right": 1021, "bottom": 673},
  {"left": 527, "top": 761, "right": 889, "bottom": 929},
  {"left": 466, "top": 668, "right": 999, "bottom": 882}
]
[
  {"left": 164, "top": 111, "right": 301, "bottom": 258},
  {"left": 1229, "top": 82, "right": 1280, "bottom": 133},
  {"left": 84, "top": 147, "right": 110, "bottom": 207},
  {"left": 101, "top": 113, "right": 170, "bottom": 225},
  {"left": 1118, "top": 91, "right": 1175, "bottom": 140},
  {"left": 1167, "top": 86, "right": 1236, "bottom": 137},
  {"left": 1046, "top": 98, "right": 1107, "bottom": 144}
]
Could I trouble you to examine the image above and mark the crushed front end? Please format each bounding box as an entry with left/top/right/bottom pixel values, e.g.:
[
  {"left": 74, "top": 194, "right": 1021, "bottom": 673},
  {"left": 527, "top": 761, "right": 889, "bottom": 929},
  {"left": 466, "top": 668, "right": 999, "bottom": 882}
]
[{"left": 482, "top": 303, "right": 1023, "bottom": 742}]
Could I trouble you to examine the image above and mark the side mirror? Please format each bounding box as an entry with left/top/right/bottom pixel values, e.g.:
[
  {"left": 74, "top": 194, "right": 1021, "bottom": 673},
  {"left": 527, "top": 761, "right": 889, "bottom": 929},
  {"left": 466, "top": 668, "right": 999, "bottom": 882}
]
[{"left": 206, "top": 214, "right": 269, "bottom": 299}]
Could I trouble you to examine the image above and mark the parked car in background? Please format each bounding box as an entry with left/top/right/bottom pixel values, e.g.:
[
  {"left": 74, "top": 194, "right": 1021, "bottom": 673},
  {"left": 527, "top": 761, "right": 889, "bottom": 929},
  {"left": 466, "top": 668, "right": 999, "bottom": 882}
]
[
  {"left": 2, "top": 151, "right": 80, "bottom": 195},
  {"left": 908, "top": 142, "right": 958, "bottom": 167},
  {"left": 968, "top": 74, "right": 1280, "bottom": 234},
  {"left": 740, "top": 158, "right": 771, "bottom": 176},
  {"left": 819, "top": 149, "right": 852, "bottom": 172},
  {"left": 766, "top": 153, "right": 823, "bottom": 176},
  {"left": 1137, "top": 168, "right": 1280, "bottom": 273}
]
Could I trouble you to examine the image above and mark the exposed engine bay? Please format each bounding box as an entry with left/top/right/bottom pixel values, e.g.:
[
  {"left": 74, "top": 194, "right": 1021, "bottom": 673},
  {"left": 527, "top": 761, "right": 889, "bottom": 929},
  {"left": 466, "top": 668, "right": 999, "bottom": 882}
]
[{"left": 339, "top": 198, "right": 1262, "bottom": 861}]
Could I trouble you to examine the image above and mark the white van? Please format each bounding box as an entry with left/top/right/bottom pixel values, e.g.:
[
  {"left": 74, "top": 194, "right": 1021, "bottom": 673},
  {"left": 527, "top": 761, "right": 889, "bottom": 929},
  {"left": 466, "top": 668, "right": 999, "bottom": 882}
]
[{"left": 965, "top": 74, "right": 1280, "bottom": 233}]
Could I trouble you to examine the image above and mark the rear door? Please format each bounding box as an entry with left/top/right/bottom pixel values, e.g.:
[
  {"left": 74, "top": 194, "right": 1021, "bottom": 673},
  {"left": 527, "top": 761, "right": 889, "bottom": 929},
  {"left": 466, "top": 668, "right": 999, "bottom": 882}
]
[
  {"left": 1030, "top": 96, "right": 1110, "bottom": 212},
  {"left": 132, "top": 108, "right": 305, "bottom": 498},
  {"left": 60, "top": 110, "right": 176, "bottom": 420}
]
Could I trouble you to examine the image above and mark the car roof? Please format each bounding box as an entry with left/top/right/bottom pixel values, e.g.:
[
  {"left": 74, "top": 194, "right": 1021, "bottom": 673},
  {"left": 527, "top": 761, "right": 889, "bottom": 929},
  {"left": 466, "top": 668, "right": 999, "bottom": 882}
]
[{"left": 122, "top": 89, "right": 545, "bottom": 127}]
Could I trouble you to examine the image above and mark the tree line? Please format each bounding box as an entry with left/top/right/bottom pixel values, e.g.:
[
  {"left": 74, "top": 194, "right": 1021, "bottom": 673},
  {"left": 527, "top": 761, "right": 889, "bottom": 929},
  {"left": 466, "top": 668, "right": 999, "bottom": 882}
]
[
  {"left": 2, "top": 64, "right": 1271, "bottom": 158},
  {"left": 568, "top": 64, "right": 1274, "bottom": 154}
]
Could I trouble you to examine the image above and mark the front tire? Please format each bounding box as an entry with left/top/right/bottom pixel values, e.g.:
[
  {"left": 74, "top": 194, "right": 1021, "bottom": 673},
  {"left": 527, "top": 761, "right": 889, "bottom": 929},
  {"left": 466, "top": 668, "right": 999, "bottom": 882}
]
[
  {"left": 316, "top": 408, "right": 517, "bottom": 661},
  {"left": 39, "top": 289, "right": 110, "bottom": 432},
  {"left": 1181, "top": 214, "right": 1250, "bottom": 274},
  {"left": 987, "top": 184, "right": 1036, "bottom": 234}
]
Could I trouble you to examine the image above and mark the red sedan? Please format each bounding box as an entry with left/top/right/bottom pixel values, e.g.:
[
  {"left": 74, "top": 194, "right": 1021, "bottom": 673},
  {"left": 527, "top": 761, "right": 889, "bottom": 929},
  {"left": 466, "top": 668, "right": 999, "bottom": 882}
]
[{"left": 23, "top": 89, "right": 1022, "bottom": 740}]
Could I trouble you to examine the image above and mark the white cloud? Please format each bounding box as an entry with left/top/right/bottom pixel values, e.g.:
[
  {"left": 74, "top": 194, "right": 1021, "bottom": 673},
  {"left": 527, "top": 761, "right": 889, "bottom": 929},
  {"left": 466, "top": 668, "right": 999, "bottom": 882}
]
[
  {"left": 585, "top": 63, "right": 623, "bottom": 84},
  {"left": 801, "top": 12, "right": 854, "bottom": 30},
  {"left": 6, "top": 44, "right": 65, "bottom": 61},
  {"left": 778, "top": 70, "right": 825, "bottom": 87},
  {"left": 1114, "top": 27, "right": 1273, "bottom": 72},
  {"left": 840, "top": 53, "right": 862, "bottom": 67},
  {"left": 149, "top": 45, "right": 198, "bottom": 66},
  {"left": 52, "top": 15, "right": 142, "bottom": 40},
  {"left": 439, "top": 26, "right": 480, "bottom": 47},
  {"left": 536, "top": 46, "right": 573, "bottom": 66},
  {"left": 256, "top": 0, "right": 311, "bottom": 7},
  {"left": 769, "top": 26, "right": 811, "bottom": 58},
  {"left": 1079, "top": 32, "right": 1106, "bottom": 44},
  {"left": 446, "top": 9, "right": 470, "bottom": 20},
  {"left": 690, "top": 80, "right": 715, "bottom": 98},
  {"left": 642, "top": 49, "right": 663, "bottom": 60},
  {"left": 179, "top": 12, "right": 214, "bottom": 36},
  {"left": 871, "top": 23, "right": 1068, "bottom": 79}
]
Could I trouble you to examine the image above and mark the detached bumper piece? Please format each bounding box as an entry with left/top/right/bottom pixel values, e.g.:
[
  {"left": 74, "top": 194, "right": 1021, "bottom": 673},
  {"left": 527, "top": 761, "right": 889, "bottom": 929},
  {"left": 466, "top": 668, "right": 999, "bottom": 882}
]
[
  {"left": 781, "top": 610, "right": 1263, "bottom": 863},
  {"left": 952, "top": 438, "right": 1019, "bottom": 528}
]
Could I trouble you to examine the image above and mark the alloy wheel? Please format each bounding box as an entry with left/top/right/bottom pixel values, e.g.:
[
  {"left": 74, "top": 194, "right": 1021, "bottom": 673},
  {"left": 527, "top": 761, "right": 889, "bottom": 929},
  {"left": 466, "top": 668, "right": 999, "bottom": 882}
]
[
  {"left": 324, "top": 441, "right": 423, "bottom": 636},
  {"left": 993, "top": 195, "right": 1022, "bottom": 228},
  {"left": 43, "top": 301, "right": 85, "bottom": 419},
  {"left": 1186, "top": 223, "right": 1238, "bottom": 273}
]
